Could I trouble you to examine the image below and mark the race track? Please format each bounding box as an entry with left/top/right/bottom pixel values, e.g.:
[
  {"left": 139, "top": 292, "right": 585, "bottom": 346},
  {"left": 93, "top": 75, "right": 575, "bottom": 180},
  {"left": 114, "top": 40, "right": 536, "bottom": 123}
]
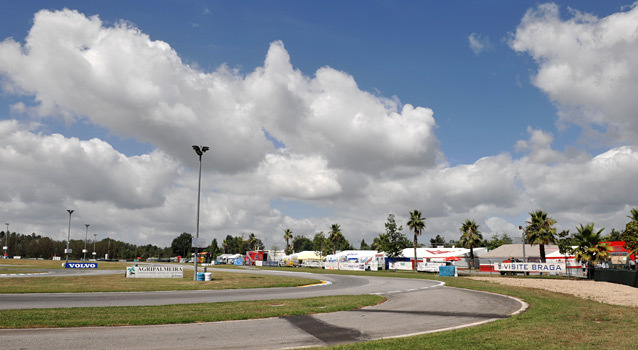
[{"left": 0, "top": 268, "right": 526, "bottom": 349}]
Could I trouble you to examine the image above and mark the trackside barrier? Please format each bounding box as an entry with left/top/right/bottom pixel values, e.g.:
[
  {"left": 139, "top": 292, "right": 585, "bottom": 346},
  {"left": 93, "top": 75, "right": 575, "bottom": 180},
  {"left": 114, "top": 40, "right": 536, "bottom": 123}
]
[{"left": 594, "top": 269, "right": 638, "bottom": 287}]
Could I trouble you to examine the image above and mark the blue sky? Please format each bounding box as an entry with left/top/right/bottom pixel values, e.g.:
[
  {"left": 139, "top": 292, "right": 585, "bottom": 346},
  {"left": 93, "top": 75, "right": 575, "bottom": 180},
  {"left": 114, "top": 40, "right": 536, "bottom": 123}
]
[{"left": 1, "top": 1, "right": 637, "bottom": 248}]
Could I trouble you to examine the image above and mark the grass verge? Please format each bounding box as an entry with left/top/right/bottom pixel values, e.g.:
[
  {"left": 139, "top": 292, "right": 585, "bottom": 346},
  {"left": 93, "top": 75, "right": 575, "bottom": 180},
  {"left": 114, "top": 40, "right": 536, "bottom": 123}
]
[
  {"left": 0, "top": 295, "right": 385, "bottom": 328},
  {"left": 309, "top": 277, "right": 636, "bottom": 350},
  {"left": 0, "top": 270, "right": 318, "bottom": 293}
]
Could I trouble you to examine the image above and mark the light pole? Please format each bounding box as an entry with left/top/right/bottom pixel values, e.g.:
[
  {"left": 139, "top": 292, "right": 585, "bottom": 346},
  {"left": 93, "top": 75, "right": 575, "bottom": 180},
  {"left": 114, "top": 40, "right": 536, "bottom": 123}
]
[
  {"left": 519, "top": 225, "right": 526, "bottom": 263},
  {"left": 93, "top": 233, "right": 97, "bottom": 259},
  {"left": 3, "top": 222, "right": 8, "bottom": 258},
  {"left": 192, "top": 145, "right": 209, "bottom": 281},
  {"left": 83, "top": 224, "right": 90, "bottom": 261},
  {"left": 66, "top": 210, "right": 74, "bottom": 263}
]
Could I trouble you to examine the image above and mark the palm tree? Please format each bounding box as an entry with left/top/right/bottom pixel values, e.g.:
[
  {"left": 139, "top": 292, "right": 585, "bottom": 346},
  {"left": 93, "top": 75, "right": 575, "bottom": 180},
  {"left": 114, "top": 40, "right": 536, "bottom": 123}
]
[
  {"left": 459, "top": 219, "right": 483, "bottom": 270},
  {"left": 247, "top": 233, "right": 258, "bottom": 251},
  {"left": 524, "top": 210, "right": 557, "bottom": 262},
  {"left": 283, "top": 229, "right": 293, "bottom": 255},
  {"left": 622, "top": 208, "right": 638, "bottom": 266},
  {"left": 329, "top": 224, "right": 342, "bottom": 254},
  {"left": 407, "top": 210, "right": 426, "bottom": 271},
  {"left": 572, "top": 223, "right": 611, "bottom": 279}
]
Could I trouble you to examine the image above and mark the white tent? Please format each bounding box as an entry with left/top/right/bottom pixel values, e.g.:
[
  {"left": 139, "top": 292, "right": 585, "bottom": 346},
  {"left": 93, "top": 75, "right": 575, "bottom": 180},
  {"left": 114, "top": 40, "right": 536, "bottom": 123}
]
[
  {"left": 480, "top": 244, "right": 558, "bottom": 259},
  {"left": 400, "top": 247, "right": 486, "bottom": 261},
  {"left": 290, "top": 251, "right": 322, "bottom": 261}
]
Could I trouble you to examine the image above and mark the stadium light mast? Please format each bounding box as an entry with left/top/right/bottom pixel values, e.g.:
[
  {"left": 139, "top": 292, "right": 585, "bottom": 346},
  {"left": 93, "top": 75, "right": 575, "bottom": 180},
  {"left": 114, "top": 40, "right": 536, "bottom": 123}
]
[
  {"left": 66, "top": 210, "right": 74, "bottom": 263},
  {"left": 192, "top": 145, "right": 209, "bottom": 281},
  {"left": 93, "top": 233, "right": 97, "bottom": 259},
  {"left": 3, "top": 222, "right": 8, "bottom": 258},
  {"left": 83, "top": 224, "right": 90, "bottom": 261}
]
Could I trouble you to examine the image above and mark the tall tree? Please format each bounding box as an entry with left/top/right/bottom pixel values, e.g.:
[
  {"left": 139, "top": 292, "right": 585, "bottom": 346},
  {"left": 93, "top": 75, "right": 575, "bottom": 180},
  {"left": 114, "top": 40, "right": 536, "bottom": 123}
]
[
  {"left": 407, "top": 210, "right": 426, "bottom": 271},
  {"left": 374, "top": 214, "right": 410, "bottom": 257},
  {"left": 525, "top": 210, "right": 557, "bottom": 262},
  {"left": 329, "top": 224, "right": 343, "bottom": 254},
  {"left": 292, "top": 235, "right": 313, "bottom": 252},
  {"left": 622, "top": 208, "right": 638, "bottom": 267},
  {"left": 246, "top": 233, "right": 264, "bottom": 251},
  {"left": 430, "top": 234, "right": 446, "bottom": 248},
  {"left": 359, "top": 239, "right": 371, "bottom": 250},
  {"left": 170, "top": 232, "right": 192, "bottom": 257},
  {"left": 313, "top": 232, "right": 331, "bottom": 257},
  {"left": 572, "top": 223, "right": 611, "bottom": 279},
  {"left": 283, "top": 229, "right": 293, "bottom": 255},
  {"left": 555, "top": 230, "right": 573, "bottom": 276},
  {"left": 485, "top": 233, "right": 512, "bottom": 250},
  {"left": 207, "top": 238, "right": 220, "bottom": 259},
  {"left": 459, "top": 219, "right": 483, "bottom": 269}
]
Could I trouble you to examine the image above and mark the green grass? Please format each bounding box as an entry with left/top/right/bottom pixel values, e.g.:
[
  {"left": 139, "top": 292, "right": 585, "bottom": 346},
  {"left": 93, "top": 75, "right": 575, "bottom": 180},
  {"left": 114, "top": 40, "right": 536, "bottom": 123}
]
[
  {"left": 0, "top": 269, "right": 319, "bottom": 293},
  {"left": 0, "top": 295, "right": 385, "bottom": 328},
  {"left": 4, "top": 262, "right": 637, "bottom": 349},
  {"left": 222, "top": 266, "right": 638, "bottom": 350},
  {"left": 0, "top": 259, "right": 133, "bottom": 270}
]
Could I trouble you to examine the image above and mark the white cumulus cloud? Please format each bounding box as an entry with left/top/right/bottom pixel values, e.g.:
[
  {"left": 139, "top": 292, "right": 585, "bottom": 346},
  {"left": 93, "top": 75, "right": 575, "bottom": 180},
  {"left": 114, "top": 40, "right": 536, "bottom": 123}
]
[{"left": 510, "top": 3, "right": 638, "bottom": 144}]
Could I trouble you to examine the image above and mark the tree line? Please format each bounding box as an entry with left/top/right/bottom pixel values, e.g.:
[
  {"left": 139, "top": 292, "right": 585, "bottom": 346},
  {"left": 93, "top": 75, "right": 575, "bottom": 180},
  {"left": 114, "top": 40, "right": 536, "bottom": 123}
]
[
  {"left": 0, "top": 231, "right": 170, "bottom": 260},
  {"left": 5, "top": 208, "right": 637, "bottom": 269}
]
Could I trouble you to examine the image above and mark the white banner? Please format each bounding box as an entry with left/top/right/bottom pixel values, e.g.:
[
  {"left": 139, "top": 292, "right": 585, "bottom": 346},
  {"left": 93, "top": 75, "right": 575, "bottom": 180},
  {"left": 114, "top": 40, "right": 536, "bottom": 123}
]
[
  {"left": 389, "top": 261, "right": 413, "bottom": 270},
  {"left": 339, "top": 262, "right": 366, "bottom": 271},
  {"left": 417, "top": 262, "right": 446, "bottom": 272},
  {"left": 494, "top": 262, "right": 566, "bottom": 273},
  {"left": 126, "top": 265, "right": 183, "bottom": 278}
]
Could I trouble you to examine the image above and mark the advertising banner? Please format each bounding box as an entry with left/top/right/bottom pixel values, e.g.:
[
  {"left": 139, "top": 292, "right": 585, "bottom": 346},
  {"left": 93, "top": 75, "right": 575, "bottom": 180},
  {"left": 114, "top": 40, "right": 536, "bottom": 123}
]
[
  {"left": 65, "top": 262, "right": 98, "bottom": 269},
  {"left": 417, "top": 262, "right": 446, "bottom": 272},
  {"left": 126, "top": 265, "right": 183, "bottom": 278},
  {"left": 339, "top": 262, "right": 365, "bottom": 270},
  {"left": 389, "top": 261, "right": 413, "bottom": 270},
  {"left": 494, "top": 262, "right": 566, "bottom": 273}
]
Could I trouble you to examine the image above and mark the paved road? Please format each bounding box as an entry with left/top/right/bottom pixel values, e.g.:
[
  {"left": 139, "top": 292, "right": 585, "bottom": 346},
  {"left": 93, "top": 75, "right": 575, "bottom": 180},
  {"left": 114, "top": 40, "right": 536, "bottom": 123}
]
[{"left": 0, "top": 268, "right": 526, "bottom": 349}]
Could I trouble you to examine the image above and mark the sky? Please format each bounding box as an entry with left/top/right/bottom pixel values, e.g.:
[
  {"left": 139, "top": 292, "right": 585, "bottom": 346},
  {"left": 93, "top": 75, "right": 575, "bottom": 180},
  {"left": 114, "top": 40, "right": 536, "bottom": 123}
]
[{"left": 1, "top": 1, "right": 638, "bottom": 250}]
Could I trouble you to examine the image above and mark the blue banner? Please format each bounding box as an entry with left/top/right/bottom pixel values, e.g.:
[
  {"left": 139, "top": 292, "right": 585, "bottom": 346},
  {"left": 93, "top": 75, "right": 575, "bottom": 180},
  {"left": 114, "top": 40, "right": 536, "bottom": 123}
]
[{"left": 65, "top": 262, "right": 98, "bottom": 269}]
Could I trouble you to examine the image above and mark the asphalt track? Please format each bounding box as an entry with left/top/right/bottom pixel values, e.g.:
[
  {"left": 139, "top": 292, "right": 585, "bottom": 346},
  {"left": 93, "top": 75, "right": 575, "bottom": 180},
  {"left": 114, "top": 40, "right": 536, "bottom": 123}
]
[{"left": 0, "top": 268, "right": 526, "bottom": 349}]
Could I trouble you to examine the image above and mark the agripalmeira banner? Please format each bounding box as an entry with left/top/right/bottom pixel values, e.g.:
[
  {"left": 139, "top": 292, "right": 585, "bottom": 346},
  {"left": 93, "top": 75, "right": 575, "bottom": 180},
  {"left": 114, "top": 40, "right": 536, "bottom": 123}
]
[{"left": 126, "top": 265, "right": 183, "bottom": 278}]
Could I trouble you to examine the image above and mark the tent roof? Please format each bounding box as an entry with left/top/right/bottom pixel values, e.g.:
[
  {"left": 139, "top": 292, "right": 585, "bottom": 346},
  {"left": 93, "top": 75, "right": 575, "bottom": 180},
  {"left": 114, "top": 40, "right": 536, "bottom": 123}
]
[
  {"left": 291, "top": 251, "right": 322, "bottom": 260},
  {"left": 217, "top": 254, "right": 241, "bottom": 259},
  {"left": 400, "top": 247, "right": 487, "bottom": 259},
  {"left": 480, "top": 244, "right": 559, "bottom": 259}
]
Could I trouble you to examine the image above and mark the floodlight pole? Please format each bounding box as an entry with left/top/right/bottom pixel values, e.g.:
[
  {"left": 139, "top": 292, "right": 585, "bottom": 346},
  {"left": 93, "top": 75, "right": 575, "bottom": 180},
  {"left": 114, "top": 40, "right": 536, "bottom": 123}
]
[
  {"left": 192, "top": 145, "right": 209, "bottom": 280},
  {"left": 66, "top": 210, "right": 74, "bottom": 263},
  {"left": 3, "top": 222, "right": 8, "bottom": 258},
  {"left": 93, "top": 233, "right": 97, "bottom": 259},
  {"left": 520, "top": 225, "right": 526, "bottom": 263},
  {"left": 83, "top": 224, "right": 89, "bottom": 261}
]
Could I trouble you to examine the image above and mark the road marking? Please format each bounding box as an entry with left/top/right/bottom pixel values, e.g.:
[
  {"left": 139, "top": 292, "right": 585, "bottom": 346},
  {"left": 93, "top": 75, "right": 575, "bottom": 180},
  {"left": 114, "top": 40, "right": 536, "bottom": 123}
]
[
  {"left": 297, "top": 280, "right": 333, "bottom": 288},
  {"left": 370, "top": 281, "right": 445, "bottom": 295},
  {"left": 0, "top": 272, "right": 50, "bottom": 277}
]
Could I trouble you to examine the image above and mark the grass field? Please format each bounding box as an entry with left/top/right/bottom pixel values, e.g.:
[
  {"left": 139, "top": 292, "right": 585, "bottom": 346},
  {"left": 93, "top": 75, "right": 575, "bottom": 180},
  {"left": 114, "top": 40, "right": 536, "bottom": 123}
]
[
  {"left": 324, "top": 277, "right": 638, "bottom": 350},
  {"left": 0, "top": 295, "right": 385, "bottom": 328},
  {"left": 2, "top": 261, "right": 637, "bottom": 349}
]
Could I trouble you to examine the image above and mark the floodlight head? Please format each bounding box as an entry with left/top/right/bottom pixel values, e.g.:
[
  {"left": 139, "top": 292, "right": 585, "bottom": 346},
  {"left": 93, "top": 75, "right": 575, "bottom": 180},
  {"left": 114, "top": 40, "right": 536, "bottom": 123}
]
[
  {"left": 192, "top": 145, "right": 202, "bottom": 156},
  {"left": 201, "top": 146, "right": 210, "bottom": 153},
  {"left": 67, "top": 210, "right": 74, "bottom": 215}
]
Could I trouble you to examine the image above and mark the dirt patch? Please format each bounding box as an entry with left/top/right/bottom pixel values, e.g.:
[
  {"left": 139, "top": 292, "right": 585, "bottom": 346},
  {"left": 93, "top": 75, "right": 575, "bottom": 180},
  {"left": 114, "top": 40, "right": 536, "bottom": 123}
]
[{"left": 469, "top": 277, "right": 638, "bottom": 308}]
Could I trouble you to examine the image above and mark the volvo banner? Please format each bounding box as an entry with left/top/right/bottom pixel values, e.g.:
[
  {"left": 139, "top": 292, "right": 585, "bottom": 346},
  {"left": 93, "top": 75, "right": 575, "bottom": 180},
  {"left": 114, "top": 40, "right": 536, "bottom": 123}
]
[{"left": 65, "top": 262, "right": 98, "bottom": 268}]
